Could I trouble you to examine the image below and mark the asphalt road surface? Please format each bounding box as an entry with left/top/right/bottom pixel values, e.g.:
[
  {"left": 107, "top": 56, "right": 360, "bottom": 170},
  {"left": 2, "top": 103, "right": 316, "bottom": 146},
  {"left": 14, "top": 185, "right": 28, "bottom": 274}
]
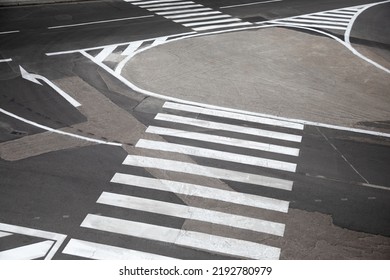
[{"left": 0, "top": 0, "right": 389, "bottom": 260}]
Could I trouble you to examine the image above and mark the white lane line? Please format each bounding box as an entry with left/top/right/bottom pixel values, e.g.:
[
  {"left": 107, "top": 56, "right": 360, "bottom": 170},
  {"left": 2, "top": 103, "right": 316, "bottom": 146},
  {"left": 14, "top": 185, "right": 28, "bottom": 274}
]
[
  {"left": 271, "top": 21, "right": 347, "bottom": 30},
  {"left": 0, "top": 108, "right": 122, "bottom": 147},
  {"left": 146, "top": 126, "right": 300, "bottom": 156},
  {"left": 136, "top": 139, "right": 297, "bottom": 172},
  {"left": 123, "top": 155, "right": 294, "bottom": 191},
  {"left": 0, "top": 30, "right": 20, "bottom": 35},
  {"left": 94, "top": 45, "right": 117, "bottom": 63},
  {"left": 0, "top": 58, "right": 12, "bottom": 63},
  {"left": 63, "top": 239, "right": 177, "bottom": 260},
  {"left": 111, "top": 173, "right": 290, "bottom": 212},
  {"left": 183, "top": 18, "right": 241, "bottom": 27},
  {"left": 192, "top": 22, "right": 252, "bottom": 31},
  {"left": 281, "top": 18, "right": 349, "bottom": 26},
  {"left": 0, "top": 231, "right": 13, "bottom": 238},
  {"left": 0, "top": 223, "right": 66, "bottom": 260},
  {"left": 155, "top": 113, "right": 302, "bottom": 142},
  {"left": 140, "top": 1, "right": 194, "bottom": 8},
  {"left": 48, "top": 15, "right": 154, "bottom": 29},
  {"left": 165, "top": 11, "right": 221, "bottom": 19},
  {"left": 122, "top": 41, "right": 143, "bottom": 56},
  {"left": 0, "top": 240, "right": 54, "bottom": 260},
  {"left": 156, "top": 8, "right": 212, "bottom": 15},
  {"left": 149, "top": 4, "right": 203, "bottom": 11},
  {"left": 163, "top": 102, "right": 304, "bottom": 130},
  {"left": 220, "top": 0, "right": 283, "bottom": 9},
  {"left": 174, "top": 14, "right": 231, "bottom": 23},
  {"left": 99, "top": 192, "right": 286, "bottom": 236},
  {"left": 82, "top": 214, "right": 281, "bottom": 259}
]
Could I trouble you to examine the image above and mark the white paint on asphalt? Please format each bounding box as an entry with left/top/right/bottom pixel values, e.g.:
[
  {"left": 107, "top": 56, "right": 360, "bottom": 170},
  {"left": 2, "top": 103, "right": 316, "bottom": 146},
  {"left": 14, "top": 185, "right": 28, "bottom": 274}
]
[
  {"left": 0, "top": 58, "right": 12, "bottom": 63},
  {"left": 122, "top": 155, "right": 294, "bottom": 190},
  {"left": 149, "top": 4, "right": 203, "bottom": 11},
  {"left": 0, "top": 231, "right": 12, "bottom": 238},
  {"left": 81, "top": 214, "right": 281, "bottom": 259},
  {"left": 220, "top": 0, "right": 283, "bottom": 9},
  {"left": 155, "top": 113, "right": 303, "bottom": 142},
  {"left": 0, "top": 223, "right": 66, "bottom": 260},
  {"left": 136, "top": 139, "right": 297, "bottom": 172},
  {"left": 140, "top": 1, "right": 194, "bottom": 8},
  {"left": 122, "top": 41, "right": 143, "bottom": 55},
  {"left": 98, "top": 191, "right": 286, "bottom": 236},
  {"left": 193, "top": 22, "right": 252, "bottom": 31},
  {"left": 165, "top": 11, "right": 221, "bottom": 19},
  {"left": 0, "top": 30, "right": 19, "bottom": 35},
  {"left": 184, "top": 18, "right": 241, "bottom": 27},
  {"left": 174, "top": 14, "right": 231, "bottom": 23},
  {"left": 47, "top": 15, "right": 154, "bottom": 29},
  {"left": 156, "top": 8, "right": 212, "bottom": 15},
  {"left": 0, "top": 240, "right": 54, "bottom": 260},
  {"left": 111, "top": 172, "right": 290, "bottom": 212},
  {"left": 0, "top": 108, "right": 122, "bottom": 147},
  {"left": 163, "top": 102, "right": 304, "bottom": 130},
  {"left": 146, "top": 126, "right": 300, "bottom": 156},
  {"left": 63, "top": 239, "right": 177, "bottom": 260},
  {"left": 94, "top": 45, "right": 118, "bottom": 63}
]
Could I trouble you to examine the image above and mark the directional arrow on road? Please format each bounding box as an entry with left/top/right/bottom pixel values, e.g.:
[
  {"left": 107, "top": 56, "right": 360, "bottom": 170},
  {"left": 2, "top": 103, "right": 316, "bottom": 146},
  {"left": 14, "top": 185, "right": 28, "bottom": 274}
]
[{"left": 19, "top": 66, "right": 81, "bottom": 108}]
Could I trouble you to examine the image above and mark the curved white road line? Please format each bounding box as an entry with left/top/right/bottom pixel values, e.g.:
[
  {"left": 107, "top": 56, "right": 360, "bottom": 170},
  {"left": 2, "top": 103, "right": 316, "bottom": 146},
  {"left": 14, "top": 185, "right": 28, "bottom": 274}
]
[
  {"left": 0, "top": 108, "right": 122, "bottom": 147},
  {"left": 344, "top": 0, "right": 390, "bottom": 74}
]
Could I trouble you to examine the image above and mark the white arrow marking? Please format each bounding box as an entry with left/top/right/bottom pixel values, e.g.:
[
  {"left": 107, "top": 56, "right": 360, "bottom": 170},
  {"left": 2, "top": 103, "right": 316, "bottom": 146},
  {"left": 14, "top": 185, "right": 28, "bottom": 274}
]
[{"left": 20, "top": 66, "right": 81, "bottom": 107}]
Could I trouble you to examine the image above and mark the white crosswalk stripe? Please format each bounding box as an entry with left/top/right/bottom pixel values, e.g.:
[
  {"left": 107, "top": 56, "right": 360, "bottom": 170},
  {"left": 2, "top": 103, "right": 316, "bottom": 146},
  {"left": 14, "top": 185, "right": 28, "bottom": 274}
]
[
  {"left": 64, "top": 102, "right": 303, "bottom": 259},
  {"left": 125, "top": 0, "right": 253, "bottom": 32},
  {"left": 264, "top": 5, "right": 365, "bottom": 32}
]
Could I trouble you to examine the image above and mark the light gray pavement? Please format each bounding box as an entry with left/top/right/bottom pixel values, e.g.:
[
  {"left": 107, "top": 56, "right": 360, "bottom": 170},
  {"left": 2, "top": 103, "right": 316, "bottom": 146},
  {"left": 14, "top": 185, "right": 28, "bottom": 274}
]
[{"left": 123, "top": 27, "right": 390, "bottom": 133}]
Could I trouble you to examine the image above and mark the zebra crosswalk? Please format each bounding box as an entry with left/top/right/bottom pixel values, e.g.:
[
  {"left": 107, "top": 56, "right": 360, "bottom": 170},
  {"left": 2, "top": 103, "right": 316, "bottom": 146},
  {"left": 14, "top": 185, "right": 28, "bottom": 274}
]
[
  {"left": 62, "top": 101, "right": 304, "bottom": 260},
  {"left": 263, "top": 5, "right": 366, "bottom": 33},
  {"left": 125, "top": 0, "right": 252, "bottom": 32}
]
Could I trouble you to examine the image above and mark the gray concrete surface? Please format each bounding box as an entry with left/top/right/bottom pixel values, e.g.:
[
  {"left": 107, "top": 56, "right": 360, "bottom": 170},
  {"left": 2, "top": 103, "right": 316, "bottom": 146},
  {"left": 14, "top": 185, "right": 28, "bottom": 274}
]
[
  {"left": 0, "top": 0, "right": 94, "bottom": 7},
  {"left": 123, "top": 27, "right": 390, "bottom": 133}
]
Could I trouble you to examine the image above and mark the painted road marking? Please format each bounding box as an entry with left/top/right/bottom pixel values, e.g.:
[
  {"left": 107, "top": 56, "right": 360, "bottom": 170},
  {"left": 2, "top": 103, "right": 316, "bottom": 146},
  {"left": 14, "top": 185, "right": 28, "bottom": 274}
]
[
  {"left": 63, "top": 239, "right": 177, "bottom": 260},
  {"left": 81, "top": 214, "right": 281, "bottom": 259},
  {"left": 165, "top": 11, "right": 222, "bottom": 19},
  {"left": 47, "top": 15, "right": 154, "bottom": 29},
  {"left": 220, "top": 0, "right": 283, "bottom": 9},
  {"left": 0, "top": 231, "right": 13, "bottom": 238},
  {"left": 155, "top": 113, "right": 303, "bottom": 142},
  {"left": 0, "top": 58, "right": 12, "bottom": 63},
  {"left": 0, "top": 30, "right": 20, "bottom": 35},
  {"left": 122, "top": 155, "right": 294, "bottom": 190},
  {"left": 111, "top": 173, "right": 290, "bottom": 212},
  {"left": 140, "top": 1, "right": 194, "bottom": 8},
  {"left": 163, "top": 102, "right": 304, "bottom": 130},
  {"left": 94, "top": 45, "right": 118, "bottom": 63},
  {"left": 184, "top": 18, "right": 242, "bottom": 27},
  {"left": 174, "top": 14, "right": 231, "bottom": 23},
  {"left": 98, "top": 191, "right": 286, "bottom": 236},
  {"left": 136, "top": 139, "right": 297, "bottom": 172},
  {"left": 0, "top": 241, "right": 54, "bottom": 260},
  {"left": 146, "top": 126, "right": 300, "bottom": 156}
]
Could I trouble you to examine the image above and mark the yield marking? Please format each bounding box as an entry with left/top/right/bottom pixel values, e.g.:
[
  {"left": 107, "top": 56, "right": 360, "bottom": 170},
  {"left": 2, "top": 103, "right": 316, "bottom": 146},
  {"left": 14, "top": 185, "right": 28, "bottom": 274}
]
[
  {"left": 111, "top": 173, "right": 290, "bottom": 212},
  {"left": 122, "top": 155, "right": 294, "bottom": 190},
  {"left": 63, "top": 239, "right": 177, "bottom": 260},
  {"left": 82, "top": 214, "right": 281, "bottom": 259},
  {"left": 0, "top": 241, "right": 54, "bottom": 260},
  {"left": 136, "top": 139, "right": 297, "bottom": 172},
  {"left": 20, "top": 66, "right": 81, "bottom": 108},
  {"left": 98, "top": 191, "right": 286, "bottom": 236},
  {"left": 0, "top": 223, "right": 66, "bottom": 260}
]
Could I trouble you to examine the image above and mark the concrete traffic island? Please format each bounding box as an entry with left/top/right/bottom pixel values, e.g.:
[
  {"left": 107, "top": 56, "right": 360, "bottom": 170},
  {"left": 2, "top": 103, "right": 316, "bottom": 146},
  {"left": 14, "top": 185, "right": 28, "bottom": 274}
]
[{"left": 123, "top": 27, "right": 390, "bottom": 133}]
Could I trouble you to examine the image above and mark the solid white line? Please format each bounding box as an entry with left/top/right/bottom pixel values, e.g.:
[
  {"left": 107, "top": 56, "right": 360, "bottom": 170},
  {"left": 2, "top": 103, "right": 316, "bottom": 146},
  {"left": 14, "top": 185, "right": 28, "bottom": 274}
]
[
  {"left": 184, "top": 18, "right": 241, "bottom": 27},
  {"left": 0, "top": 108, "right": 122, "bottom": 146},
  {"left": 149, "top": 4, "right": 203, "bottom": 11},
  {"left": 156, "top": 8, "right": 212, "bottom": 15},
  {"left": 272, "top": 21, "right": 347, "bottom": 30},
  {"left": 0, "top": 231, "right": 12, "bottom": 238},
  {"left": 136, "top": 139, "right": 297, "bottom": 172},
  {"left": 0, "top": 241, "right": 54, "bottom": 260},
  {"left": 140, "top": 1, "right": 194, "bottom": 8},
  {"left": 163, "top": 102, "right": 304, "bottom": 130},
  {"left": 99, "top": 192, "right": 285, "bottom": 236},
  {"left": 63, "top": 239, "right": 177, "bottom": 260},
  {"left": 111, "top": 173, "right": 290, "bottom": 212},
  {"left": 220, "top": 0, "right": 283, "bottom": 9},
  {"left": 123, "top": 155, "right": 294, "bottom": 190},
  {"left": 94, "top": 45, "right": 117, "bottom": 63},
  {"left": 82, "top": 214, "right": 281, "bottom": 259},
  {"left": 146, "top": 126, "right": 300, "bottom": 156},
  {"left": 282, "top": 18, "right": 349, "bottom": 26},
  {"left": 122, "top": 41, "right": 143, "bottom": 56},
  {"left": 192, "top": 22, "right": 252, "bottom": 31},
  {"left": 165, "top": 11, "right": 221, "bottom": 19},
  {"left": 0, "top": 58, "right": 12, "bottom": 63},
  {"left": 174, "top": 14, "right": 230, "bottom": 23},
  {"left": 155, "top": 113, "right": 303, "bottom": 142},
  {"left": 48, "top": 15, "right": 154, "bottom": 29},
  {"left": 0, "top": 30, "right": 19, "bottom": 35}
]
